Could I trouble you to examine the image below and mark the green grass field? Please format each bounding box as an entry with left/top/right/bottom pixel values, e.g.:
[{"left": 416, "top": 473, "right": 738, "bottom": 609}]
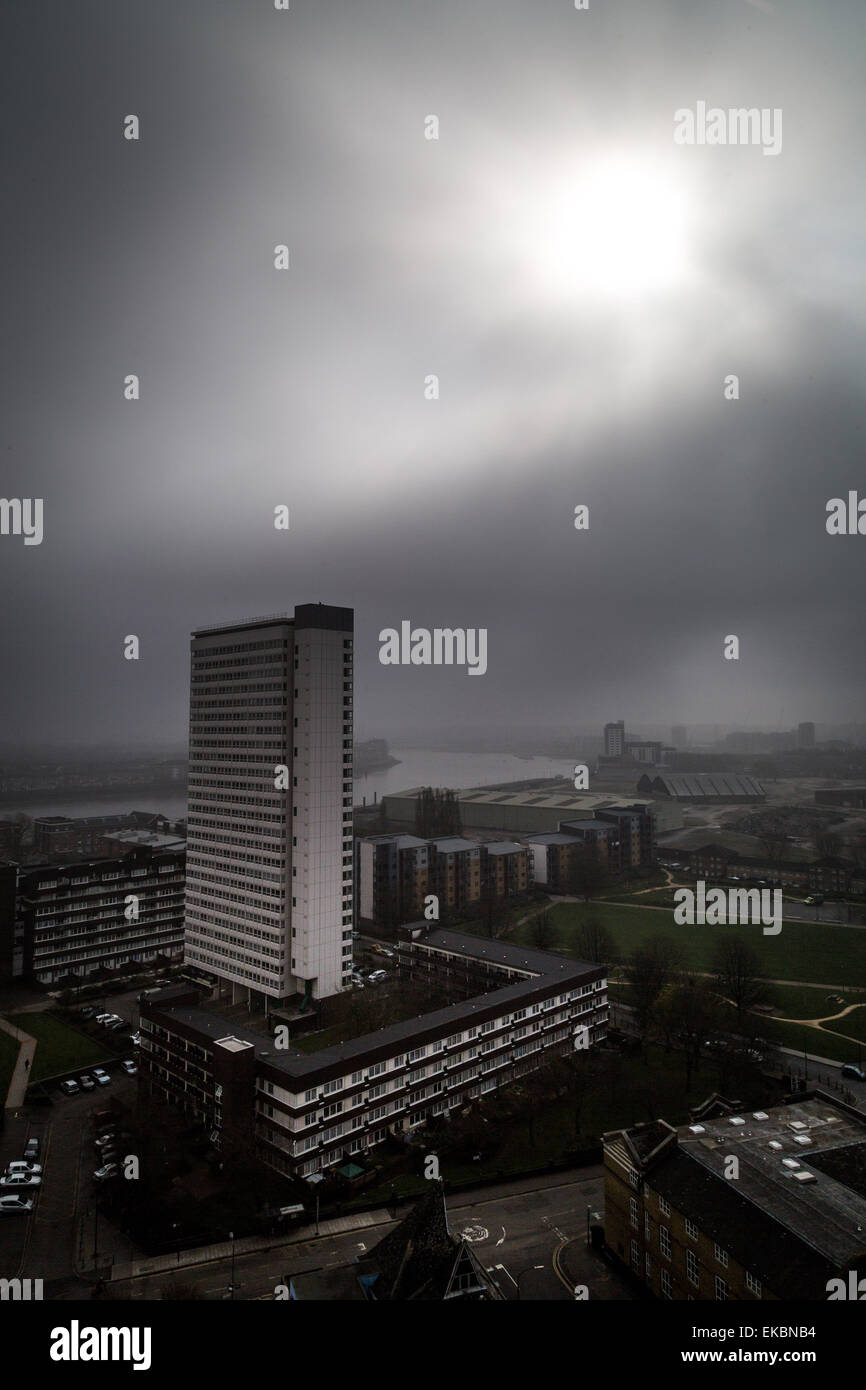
[
  {"left": 5, "top": 1011, "right": 113, "bottom": 1082},
  {"left": 511, "top": 900, "right": 866, "bottom": 988},
  {"left": 0, "top": 1029, "right": 19, "bottom": 1101}
]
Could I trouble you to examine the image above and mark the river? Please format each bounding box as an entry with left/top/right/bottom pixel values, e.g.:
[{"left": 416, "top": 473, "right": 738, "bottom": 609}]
[{"left": 2, "top": 749, "right": 576, "bottom": 822}]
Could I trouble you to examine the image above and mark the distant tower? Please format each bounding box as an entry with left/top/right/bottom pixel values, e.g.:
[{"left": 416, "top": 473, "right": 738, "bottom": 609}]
[
  {"left": 798, "top": 722, "right": 816, "bottom": 750},
  {"left": 604, "top": 721, "right": 625, "bottom": 757}
]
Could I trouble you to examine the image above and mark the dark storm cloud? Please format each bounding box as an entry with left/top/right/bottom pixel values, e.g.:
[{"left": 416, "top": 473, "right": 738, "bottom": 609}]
[{"left": 2, "top": 0, "right": 865, "bottom": 746}]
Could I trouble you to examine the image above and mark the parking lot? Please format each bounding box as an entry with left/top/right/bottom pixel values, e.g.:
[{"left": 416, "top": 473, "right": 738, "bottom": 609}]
[{"left": 0, "top": 1043, "right": 140, "bottom": 1292}]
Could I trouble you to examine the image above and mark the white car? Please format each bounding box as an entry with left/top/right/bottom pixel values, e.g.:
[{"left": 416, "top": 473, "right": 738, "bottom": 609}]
[
  {"left": 368, "top": 969, "right": 387, "bottom": 983},
  {"left": 93, "top": 1163, "right": 119, "bottom": 1182},
  {"left": 6, "top": 1161, "right": 42, "bottom": 1178},
  {"left": 121, "top": 1059, "right": 137, "bottom": 1075},
  {"left": 0, "top": 1172, "right": 41, "bottom": 1189},
  {"left": 0, "top": 1195, "right": 34, "bottom": 1214}
]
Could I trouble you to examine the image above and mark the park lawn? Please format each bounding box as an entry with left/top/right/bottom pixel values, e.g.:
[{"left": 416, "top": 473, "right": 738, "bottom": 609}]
[
  {"left": 759, "top": 983, "right": 866, "bottom": 1020},
  {"left": 0, "top": 1029, "right": 19, "bottom": 1100},
  {"left": 5, "top": 1011, "right": 112, "bottom": 1082},
  {"left": 507, "top": 901, "right": 866, "bottom": 988},
  {"left": 819, "top": 1005, "right": 866, "bottom": 1047}
]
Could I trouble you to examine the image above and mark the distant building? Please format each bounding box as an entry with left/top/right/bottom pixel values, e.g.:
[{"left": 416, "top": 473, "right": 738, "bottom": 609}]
[
  {"left": 603, "top": 1094, "right": 866, "bottom": 1300},
  {"left": 798, "top": 722, "right": 816, "bottom": 750},
  {"left": 637, "top": 773, "right": 765, "bottom": 804},
  {"left": 526, "top": 802, "right": 655, "bottom": 883},
  {"left": 356, "top": 834, "right": 430, "bottom": 926},
  {"left": 32, "top": 812, "right": 170, "bottom": 859},
  {"left": 382, "top": 785, "right": 682, "bottom": 836},
  {"left": 0, "top": 819, "right": 19, "bottom": 861},
  {"left": 661, "top": 843, "right": 857, "bottom": 895},
  {"left": 12, "top": 844, "right": 185, "bottom": 985},
  {"left": 604, "top": 721, "right": 626, "bottom": 757},
  {"left": 671, "top": 726, "right": 687, "bottom": 749},
  {"left": 814, "top": 787, "right": 866, "bottom": 808}
]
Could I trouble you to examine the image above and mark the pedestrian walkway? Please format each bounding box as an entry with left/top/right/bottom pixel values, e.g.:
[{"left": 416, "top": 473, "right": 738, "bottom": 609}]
[
  {"left": 109, "top": 1207, "right": 394, "bottom": 1282},
  {"left": 0, "top": 1014, "right": 37, "bottom": 1109}
]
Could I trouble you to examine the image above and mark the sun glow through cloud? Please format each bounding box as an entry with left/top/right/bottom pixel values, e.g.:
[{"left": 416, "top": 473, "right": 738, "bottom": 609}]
[{"left": 523, "top": 155, "right": 693, "bottom": 303}]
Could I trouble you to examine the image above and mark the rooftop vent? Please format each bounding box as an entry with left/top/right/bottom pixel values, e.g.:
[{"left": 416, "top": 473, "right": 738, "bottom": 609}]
[
  {"left": 792, "top": 1170, "right": 817, "bottom": 1184},
  {"left": 688, "top": 1125, "right": 706, "bottom": 1135},
  {"left": 729, "top": 1117, "right": 746, "bottom": 1126},
  {"left": 752, "top": 1111, "right": 769, "bottom": 1120},
  {"left": 782, "top": 1158, "right": 800, "bottom": 1170},
  {"left": 794, "top": 1135, "right": 813, "bottom": 1146},
  {"left": 768, "top": 1141, "right": 783, "bottom": 1151}
]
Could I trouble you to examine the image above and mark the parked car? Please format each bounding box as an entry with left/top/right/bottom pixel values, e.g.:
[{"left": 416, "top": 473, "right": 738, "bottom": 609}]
[
  {"left": 121, "top": 1059, "right": 137, "bottom": 1075},
  {"left": 841, "top": 1064, "right": 866, "bottom": 1082},
  {"left": 94, "top": 1014, "right": 113, "bottom": 1023},
  {"left": 80, "top": 1006, "right": 96, "bottom": 1018},
  {"left": 107, "top": 1018, "right": 128, "bottom": 1031},
  {"left": 94, "top": 1132, "right": 117, "bottom": 1148},
  {"left": 93, "top": 1072, "right": 111, "bottom": 1087},
  {"left": 60, "top": 1079, "right": 80, "bottom": 1096},
  {"left": 101, "top": 1015, "right": 122, "bottom": 1027},
  {"left": 6, "top": 1162, "right": 42, "bottom": 1178},
  {"left": 368, "top": 969, "right": 387, "bottom": 983},
  {"left": 23, "top": 1138, "right": 40, "bottom": 1161},
  {"left": 0, "top": 1172, "right": 41, "bottom": 1189},
  {"left": 93, "top": 1163, "right": 119, "bottom": 1183},
  {"left": 79, "top": 1075, "right": 96, "bottom": 1091},
  {"left": 0, "top": 1195, "right": 34, "bottom": 1214}
]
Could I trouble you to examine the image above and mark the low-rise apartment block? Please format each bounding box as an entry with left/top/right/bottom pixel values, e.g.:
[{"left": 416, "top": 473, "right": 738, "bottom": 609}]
[
  {"left": 139, "top": 930, "right": 608, "bottom": 1180},
  {"left": 11, "top": 844, "right": 186, "bottom": 984}
]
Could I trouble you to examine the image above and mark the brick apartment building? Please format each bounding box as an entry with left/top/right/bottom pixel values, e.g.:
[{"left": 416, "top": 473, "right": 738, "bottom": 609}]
[
  {"left": 355, "top": 833, "right": 531, "bottom": 928},
  {"left": 604, "top": 1094, "right": 866, "bottom": 1301}
]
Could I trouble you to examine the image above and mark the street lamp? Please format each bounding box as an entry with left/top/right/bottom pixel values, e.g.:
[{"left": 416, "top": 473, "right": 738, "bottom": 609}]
[{"left": 228, "top": 1231, "right": 235, "bottom": 1299}]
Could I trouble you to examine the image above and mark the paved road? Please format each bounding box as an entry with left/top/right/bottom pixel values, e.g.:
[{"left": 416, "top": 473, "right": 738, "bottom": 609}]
[{"left": 96, "top": 1170, "right": 632, "bottom": 1302}]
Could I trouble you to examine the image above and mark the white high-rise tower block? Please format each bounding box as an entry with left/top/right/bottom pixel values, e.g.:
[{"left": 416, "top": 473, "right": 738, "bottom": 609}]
[{"left": 184, "top": 604, "right": 354, "bottom": 1005}]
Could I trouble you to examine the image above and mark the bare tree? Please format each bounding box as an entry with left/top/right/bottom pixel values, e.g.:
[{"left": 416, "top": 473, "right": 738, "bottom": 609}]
[
  {"left": 711, "top": 938, "right": 769, "bottom": 1019},
  {"left": 529, "top": 909, "right": 556, "bottom": 951},
  {"left": 654, "top": 978, "right": 722, "bottom": 1089},
  {"left": 623, "top": 935, "right": 681, "bottom": 1044},
  {"left": 566, "top": 842, "right": 608, "bottom": 902},
  {"left": 575, "top": 916, "right": 614, "bottom": 966}
]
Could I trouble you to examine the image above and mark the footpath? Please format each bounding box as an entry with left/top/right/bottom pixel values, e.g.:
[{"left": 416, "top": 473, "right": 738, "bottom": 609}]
[{"left": 0, "top": 1014, "right": 37, "bottom": 1110}]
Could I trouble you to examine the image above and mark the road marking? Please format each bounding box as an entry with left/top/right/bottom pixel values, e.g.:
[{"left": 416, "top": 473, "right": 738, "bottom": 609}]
[
  {"left": 495, "top": 1227, "right": 506, "bottom": 1246},
  {"left": 457, "top": 1223, "right": 488, "bottom": 1243},
  {"left": 542, "top": 1215, "right": 568, "bottom": 1242},
  {"left": 494, "top": 1262, "right": 518, "bottom": 1289}
]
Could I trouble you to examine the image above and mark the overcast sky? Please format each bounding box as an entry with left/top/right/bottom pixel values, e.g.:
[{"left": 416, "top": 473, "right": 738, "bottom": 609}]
[{"left": 2, "top": 0, "right": 865, "bottom": 748}]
